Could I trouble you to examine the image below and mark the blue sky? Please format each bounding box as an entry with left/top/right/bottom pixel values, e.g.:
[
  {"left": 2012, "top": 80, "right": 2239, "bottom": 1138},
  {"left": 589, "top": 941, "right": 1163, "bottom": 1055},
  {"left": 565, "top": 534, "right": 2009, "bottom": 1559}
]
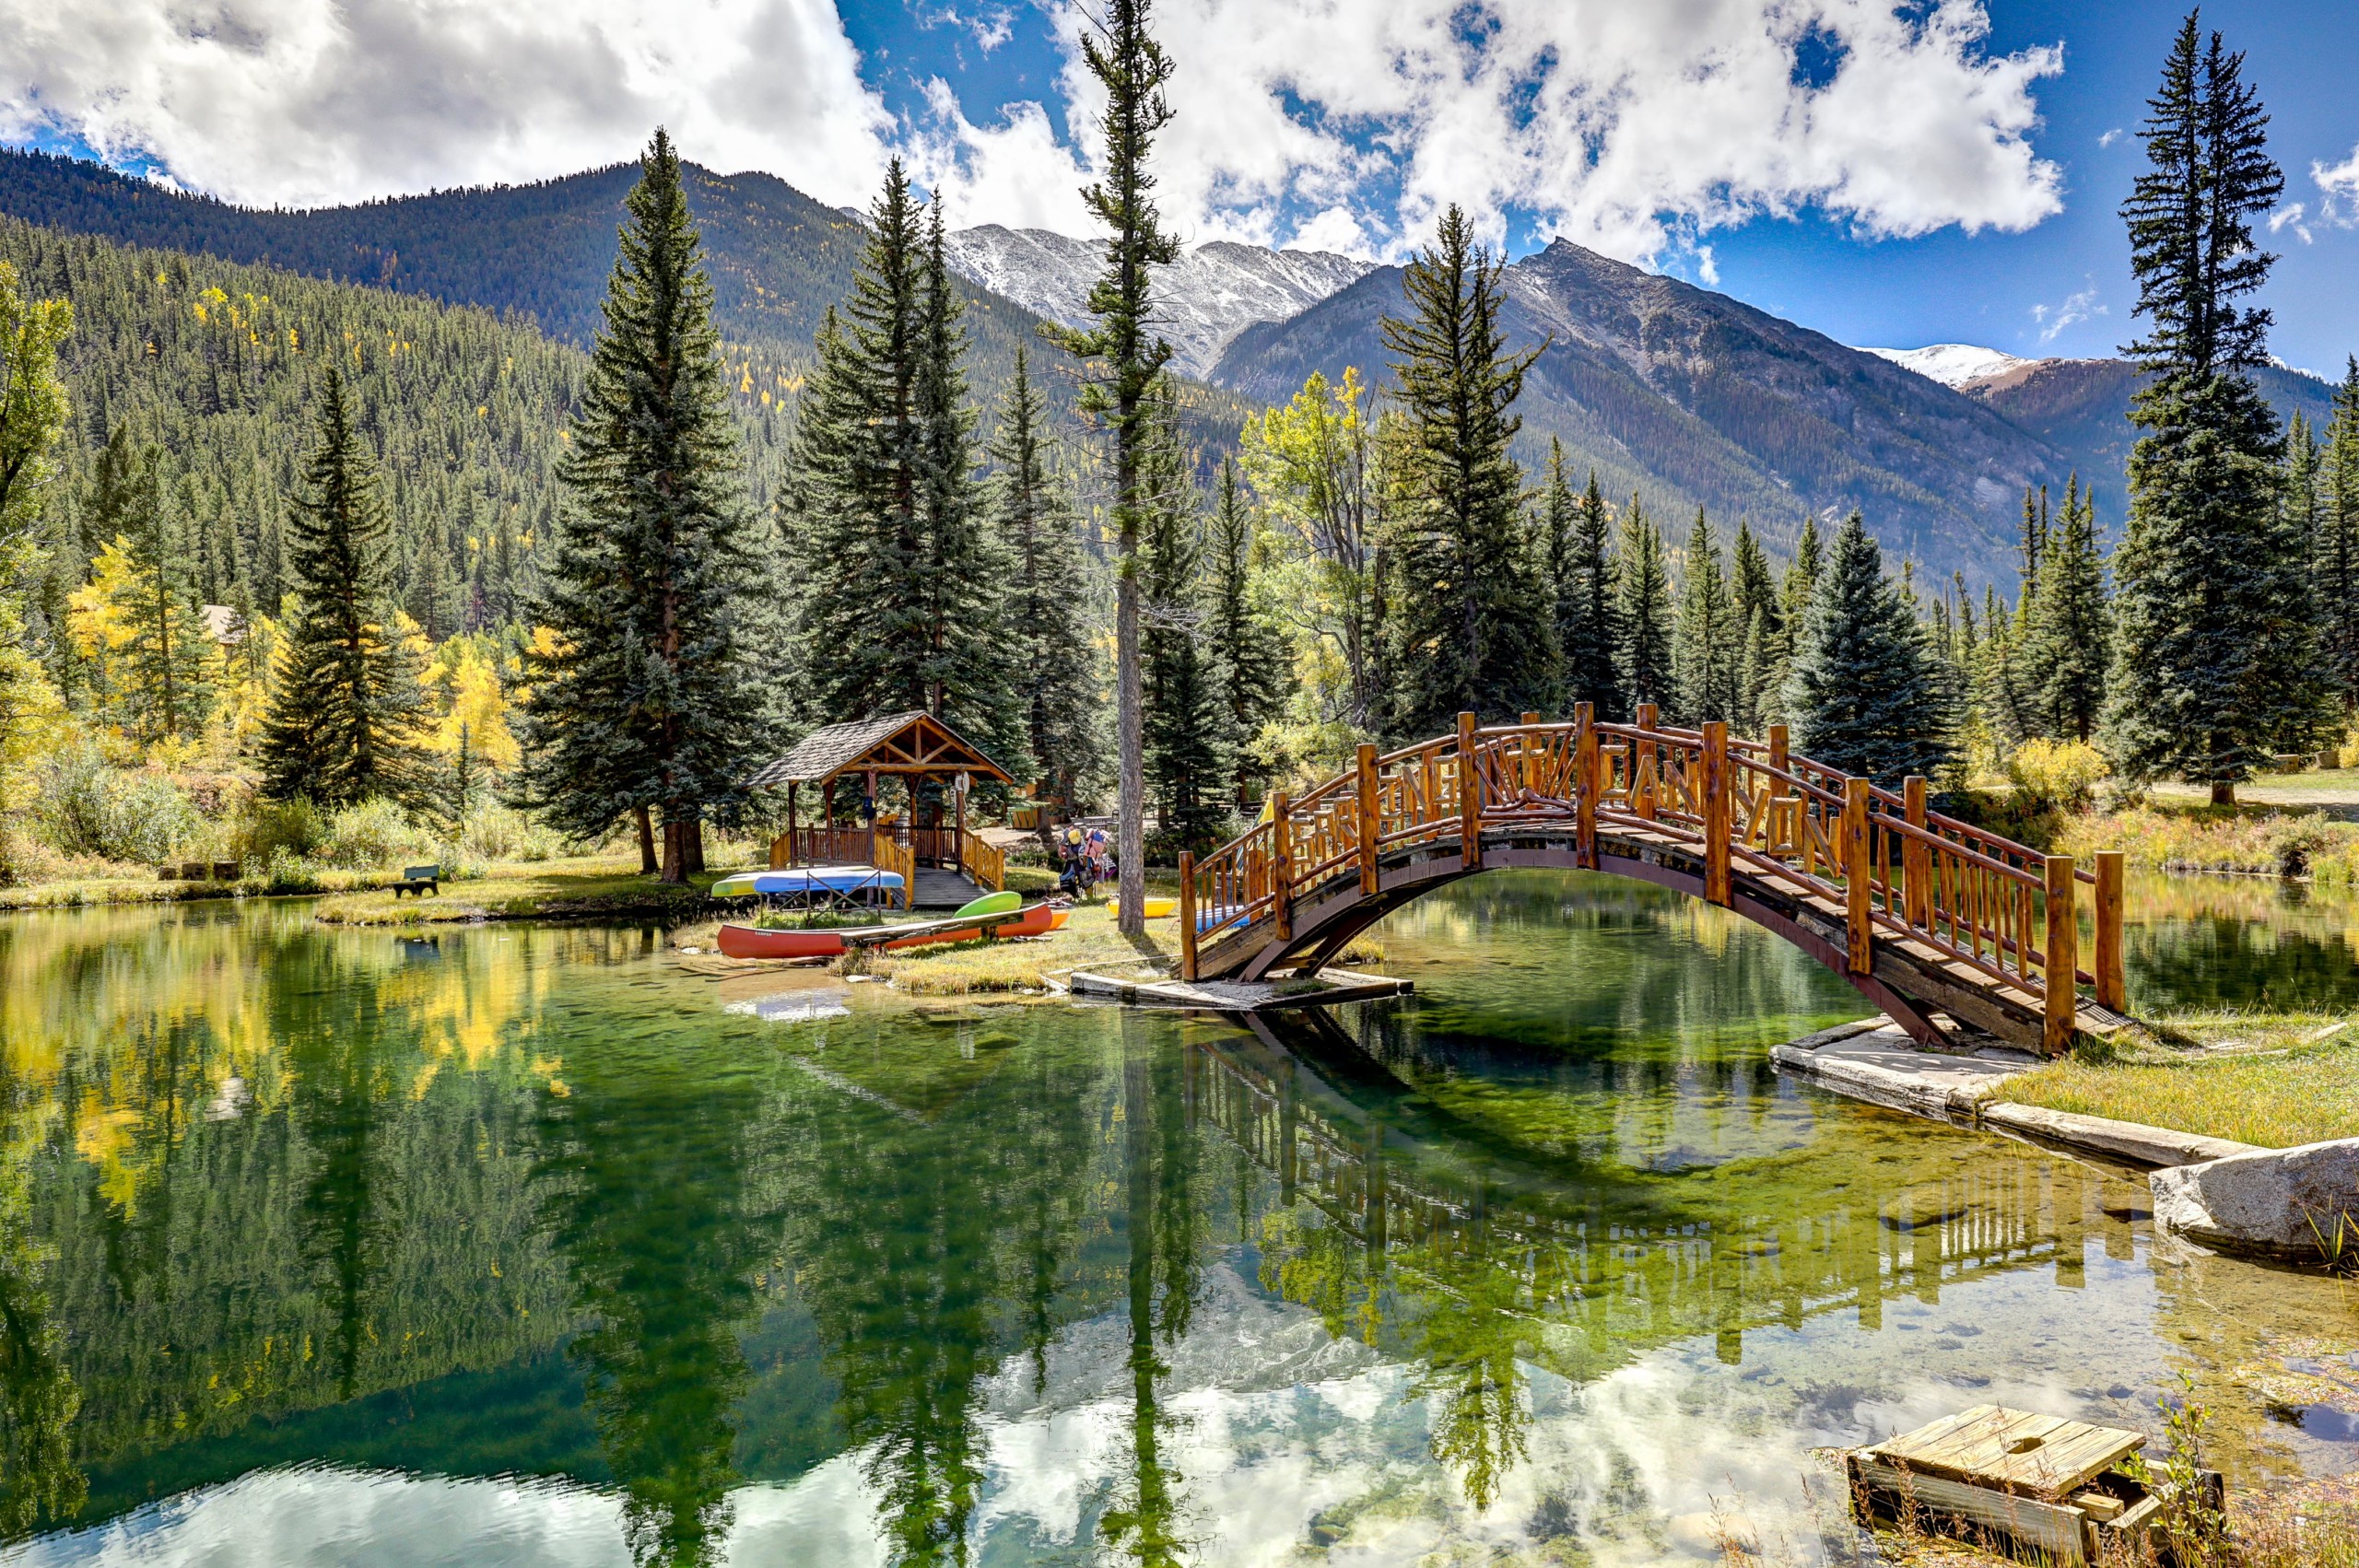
[
  {"left": 840, "top": 0, "right": 2359, "bottom": 374},
  {"left": 6, "top": 1, "right": 2355, "bottom": 374}
]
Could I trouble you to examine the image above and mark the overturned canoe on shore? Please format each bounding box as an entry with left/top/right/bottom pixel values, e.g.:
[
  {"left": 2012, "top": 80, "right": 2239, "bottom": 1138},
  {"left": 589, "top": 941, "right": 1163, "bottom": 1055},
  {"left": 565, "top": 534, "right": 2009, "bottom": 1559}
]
[{"left": 716, "top": 902, "right": 1067, "bottom": 960}]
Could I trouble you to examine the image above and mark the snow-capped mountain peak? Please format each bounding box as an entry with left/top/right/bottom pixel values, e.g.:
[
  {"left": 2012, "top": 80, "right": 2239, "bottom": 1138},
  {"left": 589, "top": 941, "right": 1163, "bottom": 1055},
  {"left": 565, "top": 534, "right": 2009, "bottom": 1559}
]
[
  {"left": 1861, "top": 343, "right": 2038, "bottom": 389},
  {"left": 941, "top": 225, "right": 1376, "bottom": 379}
]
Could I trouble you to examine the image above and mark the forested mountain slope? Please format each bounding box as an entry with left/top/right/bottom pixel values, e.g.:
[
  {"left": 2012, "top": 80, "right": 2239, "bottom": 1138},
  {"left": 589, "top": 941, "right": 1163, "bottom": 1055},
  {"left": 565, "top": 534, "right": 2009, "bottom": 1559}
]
[
  {"left": 1216, "top": 239, "right": 2066, "bottom": 585},
  {"left": 6, "top": 218, "right": 582, "bottom": 645},
  {"left": 1962, "top": 356, "right": 2337, "bottom": 511},
  {"left": 0, "top": 149, "right": 1260, "bottom": 465}
]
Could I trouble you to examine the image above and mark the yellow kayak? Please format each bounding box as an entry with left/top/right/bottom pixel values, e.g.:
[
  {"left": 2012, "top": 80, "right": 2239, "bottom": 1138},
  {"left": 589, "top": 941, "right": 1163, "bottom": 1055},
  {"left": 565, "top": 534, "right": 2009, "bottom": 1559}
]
[{"left": 1143, "top": 897, "right": 1177, "bottom": 919}]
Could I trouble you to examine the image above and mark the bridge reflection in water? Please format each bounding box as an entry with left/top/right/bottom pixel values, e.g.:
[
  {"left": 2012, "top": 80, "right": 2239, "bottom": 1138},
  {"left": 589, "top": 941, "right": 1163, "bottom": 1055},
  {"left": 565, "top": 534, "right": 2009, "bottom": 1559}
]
[{"left": 1186, "top": 1003, "right": 2115, "bottom": 1393}]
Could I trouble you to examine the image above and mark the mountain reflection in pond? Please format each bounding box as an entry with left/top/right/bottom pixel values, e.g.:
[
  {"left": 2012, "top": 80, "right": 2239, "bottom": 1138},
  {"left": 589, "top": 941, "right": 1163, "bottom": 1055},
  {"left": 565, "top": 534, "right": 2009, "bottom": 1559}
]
[{"left": 2, "top": 873, "right": 2355, "bottom": 1565}]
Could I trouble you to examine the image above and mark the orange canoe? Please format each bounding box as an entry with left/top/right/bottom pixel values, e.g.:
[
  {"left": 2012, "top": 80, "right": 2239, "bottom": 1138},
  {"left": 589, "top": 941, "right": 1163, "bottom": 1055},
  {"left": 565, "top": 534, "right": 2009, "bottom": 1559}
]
[{"left": 716, "top": 903, "right": 1068, "bottom": 961}]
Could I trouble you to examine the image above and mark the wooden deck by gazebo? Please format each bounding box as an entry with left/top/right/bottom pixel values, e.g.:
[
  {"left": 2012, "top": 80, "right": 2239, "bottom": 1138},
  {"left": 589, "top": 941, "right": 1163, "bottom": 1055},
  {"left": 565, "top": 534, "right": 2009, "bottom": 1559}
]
[{"left": 746, "top": 711, "right": 1014, "bottom": 900}]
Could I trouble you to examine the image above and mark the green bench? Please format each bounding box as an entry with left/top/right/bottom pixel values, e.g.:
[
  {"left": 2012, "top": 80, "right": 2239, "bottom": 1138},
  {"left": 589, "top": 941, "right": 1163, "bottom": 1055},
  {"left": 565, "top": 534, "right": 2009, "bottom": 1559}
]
[{"left": 391, "top": 864, "right": 442, "bottom": 898}]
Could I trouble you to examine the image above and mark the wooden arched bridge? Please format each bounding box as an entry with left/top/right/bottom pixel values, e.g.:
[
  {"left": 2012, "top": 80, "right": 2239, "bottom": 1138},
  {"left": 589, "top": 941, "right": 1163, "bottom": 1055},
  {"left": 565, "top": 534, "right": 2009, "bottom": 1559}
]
[{"left": 1178, "top": 704, "right": 2130, "bottom": 1055}]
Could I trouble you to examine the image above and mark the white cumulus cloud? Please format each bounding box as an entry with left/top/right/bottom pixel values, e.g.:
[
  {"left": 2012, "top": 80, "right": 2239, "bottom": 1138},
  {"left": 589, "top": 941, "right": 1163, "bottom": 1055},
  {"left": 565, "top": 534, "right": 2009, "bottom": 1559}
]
[
  {"left": 0, "top": 0, "right": 894, "bottom": 209},
  {"left": 995, "top": 0, "right": 2064, "bottom": 261},
  {"left": 2316, "top": 144, "right": 2359, "bottom": 227}
]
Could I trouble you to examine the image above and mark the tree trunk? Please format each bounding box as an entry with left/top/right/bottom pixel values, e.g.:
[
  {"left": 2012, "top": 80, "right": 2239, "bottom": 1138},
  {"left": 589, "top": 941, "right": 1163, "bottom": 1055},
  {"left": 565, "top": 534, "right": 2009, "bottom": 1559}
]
[
  {"left": 635, "top": 805, "right": 658, "bottom": 874},
  {"left": 2210, "top": 779, "right": 2236, "bottom": 807},
  {"left": 1118, "top": 517, "right": 1145, "bottom": 934},
  {"left": 660, "top": 816, "right": 686, "bottom": 884}
]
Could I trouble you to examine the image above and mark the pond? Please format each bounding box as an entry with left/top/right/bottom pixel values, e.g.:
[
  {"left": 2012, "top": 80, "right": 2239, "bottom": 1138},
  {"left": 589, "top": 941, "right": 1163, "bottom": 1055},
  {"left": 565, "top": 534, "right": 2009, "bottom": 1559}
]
[{"left": 1, "top": 872, "right": 2354, "bottom": 1565}]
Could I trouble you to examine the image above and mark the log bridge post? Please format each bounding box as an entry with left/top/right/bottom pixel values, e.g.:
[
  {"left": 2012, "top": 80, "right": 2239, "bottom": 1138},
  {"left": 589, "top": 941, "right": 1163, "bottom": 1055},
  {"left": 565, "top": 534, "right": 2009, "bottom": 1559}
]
[
  {"left": 1457, "top": 711, "right": 1482, "bottom": 870},
  {"left": 1179, "top": 851, "right": 1198, "bottom": 982},
  {"left": 1270, "top": 790, "right": 1292, "bottom": 942},
  {"left": 2045, "top": 854, "right": 2079, "bottom": 1055},
  {"left": 1574, "top": 702, "right": 1598, "bottom": 870},
  {"left": 2093, "top": 849, "right": 2125, "bottom": 1012},
  {"left": 1634, "top": 703, "right": 1659, "bottom": 821},
  {"left": 1844, "top": 778, "right": 1872, "bottom": 975},
  {"left": 1356, "top": 743, "right": 1380, "bottom": 896},
  {"left": 1702, "top": 721, "right": 1731, "bottom": 906},
  {"left": 1902, "top": 776, "right": 1931, "bottom": 929}
]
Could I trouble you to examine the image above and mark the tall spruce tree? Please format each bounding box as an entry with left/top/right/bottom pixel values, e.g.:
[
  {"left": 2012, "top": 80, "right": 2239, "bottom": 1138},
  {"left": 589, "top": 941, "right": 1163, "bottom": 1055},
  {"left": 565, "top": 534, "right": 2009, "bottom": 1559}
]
[
  {"left": 987, "top": 347, "right": 1102, "bottom": 842},
  {"left": 1615, "top": 494, "right": 1673, "bottom": 714},
  {"left": 2322, "top": 357, "right": 2359, "bottom": 715},
  {"left": 2025, "top": 476, "right": 2109, "bottom": 742},
  {"left": 1670, "top": 508, "right": 1738, "bottom": 724},
  {"left": 113, "top": 442, "right": 213, "bottom": 743},
  {"left": 1204, "top": 459, "right": 1284, "bottom": 800},
  {"left": 787, "top": 163, "right": 926, "bottom": 723},
  {"left": 515, "top": 130, "right": 768, "bottom": 881},
  {"left": 1051, "top": 0, "right": 1180, "bottom": 932},
  {"left": 1555, "top": 465, "right": 1620, "bottom": 719},
  {"left": 259, "top": 368, "right": 431, "bottom": 807},
  {"left": 910, "top": 203, "right": 1027, "bottom": 778},
  {"left": 2105, "top": 15, "right": 2330, "bottom": 801},
  {"left": 1380, "top": 205, "right": 1553, "bottom": 736},
  {"left": 1729, "top": 520, "right": 1778, "bottom": 731},
  {"left": 1138, "top": 392, "right": 1233, "bottom": 851},
  {"left": 1781, "top": 512, "right": 1953, "bottom": 782}
]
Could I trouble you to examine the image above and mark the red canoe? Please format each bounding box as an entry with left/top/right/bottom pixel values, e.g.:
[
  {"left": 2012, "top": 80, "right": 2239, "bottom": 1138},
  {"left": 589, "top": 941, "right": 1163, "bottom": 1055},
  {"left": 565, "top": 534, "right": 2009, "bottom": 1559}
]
[{"left": 717, "top": 903, "right": 1068, "bottom": 960}]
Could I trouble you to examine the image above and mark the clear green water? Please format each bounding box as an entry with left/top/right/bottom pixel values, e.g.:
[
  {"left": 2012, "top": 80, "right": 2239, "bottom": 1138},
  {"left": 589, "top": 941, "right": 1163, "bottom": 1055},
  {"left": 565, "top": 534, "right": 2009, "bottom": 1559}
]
[{"left": 2, "top": 873, "right": 2355, "bottom": 1566}]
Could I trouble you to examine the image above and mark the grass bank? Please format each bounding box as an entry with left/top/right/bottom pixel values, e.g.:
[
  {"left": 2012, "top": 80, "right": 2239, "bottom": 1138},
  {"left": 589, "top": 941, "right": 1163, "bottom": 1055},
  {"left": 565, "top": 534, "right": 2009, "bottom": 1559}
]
[
  {"left": 312, "top": 855, "right": 727, "bottom": 925},
  {"left": 2000, "top": 1011, "right": 2359, "bottom": 1150},
  {"left": 2051, "top": 802, "right": 2359, "bottom": 883},
  {"left": 0, "top": 867, "right": 408, "bottom": 910}
]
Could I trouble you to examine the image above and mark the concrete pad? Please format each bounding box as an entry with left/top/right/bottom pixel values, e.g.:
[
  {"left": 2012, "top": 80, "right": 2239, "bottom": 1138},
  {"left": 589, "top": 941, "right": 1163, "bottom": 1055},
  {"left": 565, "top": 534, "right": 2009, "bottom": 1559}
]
[
  {"left": 1771, "top": 1022, "right": 2029, "bottom": 1117},
  {"left": 1982, "top": 1104, "right": 2258, "bottom": 1170},
  {"left": 2150, "top": 1138, "right": 2359, "bottom": 1261}
]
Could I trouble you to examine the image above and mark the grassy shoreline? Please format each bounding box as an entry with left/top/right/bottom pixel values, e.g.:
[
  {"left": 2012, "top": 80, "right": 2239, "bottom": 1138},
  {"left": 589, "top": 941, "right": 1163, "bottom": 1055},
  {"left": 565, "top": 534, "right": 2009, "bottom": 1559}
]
[{"left": 2001, "top": 1011, "right": 2359, "bottom": 1150}]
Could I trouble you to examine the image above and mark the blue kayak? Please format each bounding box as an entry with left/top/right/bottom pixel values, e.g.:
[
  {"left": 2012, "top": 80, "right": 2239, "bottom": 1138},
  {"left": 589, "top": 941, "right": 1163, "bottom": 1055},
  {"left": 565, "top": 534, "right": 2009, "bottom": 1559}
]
[{"left": 710, "top": 867, "right": 906, "bottom": 897}]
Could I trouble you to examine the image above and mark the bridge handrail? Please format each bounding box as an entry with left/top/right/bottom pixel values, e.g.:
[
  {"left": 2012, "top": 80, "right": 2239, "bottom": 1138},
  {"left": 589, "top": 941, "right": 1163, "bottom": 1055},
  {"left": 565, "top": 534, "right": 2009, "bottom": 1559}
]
[{"left": 1180, "top": 703, "right": 2129, "bottom": 1053}]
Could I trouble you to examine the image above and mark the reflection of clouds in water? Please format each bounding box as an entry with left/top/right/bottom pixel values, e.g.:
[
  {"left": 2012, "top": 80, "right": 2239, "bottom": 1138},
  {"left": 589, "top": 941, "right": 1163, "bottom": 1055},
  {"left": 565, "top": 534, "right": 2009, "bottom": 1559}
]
[{"left": 11, "top": 1237, "right": 2344, "bottom": 1567}]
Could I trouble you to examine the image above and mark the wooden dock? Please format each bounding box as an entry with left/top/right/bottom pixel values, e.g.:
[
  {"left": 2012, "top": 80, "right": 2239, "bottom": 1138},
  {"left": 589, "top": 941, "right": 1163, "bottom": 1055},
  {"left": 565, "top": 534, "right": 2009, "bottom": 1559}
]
[{"left": 1066, "top": 968, "right": 1411, "bottom": 1012}]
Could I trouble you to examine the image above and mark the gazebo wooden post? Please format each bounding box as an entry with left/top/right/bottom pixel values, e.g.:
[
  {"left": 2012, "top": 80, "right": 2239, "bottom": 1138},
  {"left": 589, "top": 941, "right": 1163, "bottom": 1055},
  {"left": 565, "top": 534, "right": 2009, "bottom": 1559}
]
[
  {"left": 822, "top": 779, "right": 835, "bottom": 865},
  {"left": 780, "top": 781, "right": 798, "bottom": 870},
  {"left": 955, "top": 778, "right": 967, "bottom": 879}
]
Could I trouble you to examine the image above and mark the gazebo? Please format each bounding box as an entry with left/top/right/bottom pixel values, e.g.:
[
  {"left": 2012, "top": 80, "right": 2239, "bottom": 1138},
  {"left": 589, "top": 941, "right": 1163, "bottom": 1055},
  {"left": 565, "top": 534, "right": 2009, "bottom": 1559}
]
[{"left": 746, "top": 710, "right": 1014, "bottom": 895}]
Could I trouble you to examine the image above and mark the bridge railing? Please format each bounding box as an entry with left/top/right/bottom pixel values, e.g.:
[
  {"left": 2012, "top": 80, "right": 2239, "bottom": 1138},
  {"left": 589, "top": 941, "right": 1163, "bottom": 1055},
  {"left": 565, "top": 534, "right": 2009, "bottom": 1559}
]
[{"left": 1180, "top": 703, "right": 2128, "bottom": 1053}]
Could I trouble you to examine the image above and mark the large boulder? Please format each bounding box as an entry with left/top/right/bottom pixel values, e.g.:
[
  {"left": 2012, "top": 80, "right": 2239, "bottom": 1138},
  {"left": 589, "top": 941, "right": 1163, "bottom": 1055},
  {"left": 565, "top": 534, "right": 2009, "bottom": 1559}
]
[{"left": 2149, "top": 1139, "right": 2359, "bottom": 1262}]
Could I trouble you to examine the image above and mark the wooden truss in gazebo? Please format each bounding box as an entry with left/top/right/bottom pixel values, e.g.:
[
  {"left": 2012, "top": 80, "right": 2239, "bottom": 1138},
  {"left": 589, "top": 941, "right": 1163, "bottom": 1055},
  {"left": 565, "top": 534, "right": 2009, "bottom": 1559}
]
[{"left": 745, "top": 710, "right": 1015, "bottom": 891}]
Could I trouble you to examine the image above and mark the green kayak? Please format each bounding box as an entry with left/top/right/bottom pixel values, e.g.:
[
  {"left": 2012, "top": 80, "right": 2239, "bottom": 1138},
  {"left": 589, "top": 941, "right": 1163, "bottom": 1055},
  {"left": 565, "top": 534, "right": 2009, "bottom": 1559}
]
[{"left": 952, "top": 889, "right": 1023, "bottom": 918}]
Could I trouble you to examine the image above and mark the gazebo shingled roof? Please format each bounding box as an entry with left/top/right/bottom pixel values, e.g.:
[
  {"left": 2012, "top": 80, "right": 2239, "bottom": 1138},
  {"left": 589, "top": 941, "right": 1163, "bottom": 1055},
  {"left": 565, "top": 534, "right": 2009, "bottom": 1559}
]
[{"left": 745, "top": 710, "right": 1013, "bottom": 791}]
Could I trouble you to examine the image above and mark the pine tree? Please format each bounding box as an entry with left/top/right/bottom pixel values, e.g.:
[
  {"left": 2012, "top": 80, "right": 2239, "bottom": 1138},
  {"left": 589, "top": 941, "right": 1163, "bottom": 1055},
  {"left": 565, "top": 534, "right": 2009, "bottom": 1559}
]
[
  {"left": 2105, "top": 15, "right": 2330, "bottom": 800},
  {"left": 1204, "top": 459, "right": 1284, "bottom": 800},
  {"left": 1051, "top": 0, "right": 1180, "bottom": 931},
  {"left": 514, "top": 130, "right": 769, "bottom": 880},
  {"left": 910, "top": 202, "right": 1027, "bottom": 779},
  {"left": 1138, "top": 392, "right": 1233, "bottom": 851},
  {"left": 111, "top": 440, "right": 213, "bottom": 742},
  {"left": 1554, "top": 465, "right": 1620, "bottom": 720},
  {"left": 786, "top": 162, "right": 927, "bottom": 723},
  {"left": 2025, "top": 476, "right": 2109, "bottom": 741},
  {"left": 1380, "top": 205, "right": 1553, "bottom": 737},
  {"left": 1615, "top": 494, "right": 1672, "bottom": 714},
  {"left": 1670, "top": 508, "right": 1738, "bottom": 724},
  {"left": 1755, "top": 515, "right": 1822, "bottom": 728},
  {"left": 1729, "top": 520, "right": 1778, "bottom": 731},
  {"left": 2323, "top": 357, "right": 2359, "bottom": 714},
  {"left": 987, "top": 346, "right": 1102, "bottom": 838},
  {"left": 258, "top": 368, "right": 431, "bottom": 807},
  {"left": 1782, "top": 512, "right": 1953, "bottom": 782}
]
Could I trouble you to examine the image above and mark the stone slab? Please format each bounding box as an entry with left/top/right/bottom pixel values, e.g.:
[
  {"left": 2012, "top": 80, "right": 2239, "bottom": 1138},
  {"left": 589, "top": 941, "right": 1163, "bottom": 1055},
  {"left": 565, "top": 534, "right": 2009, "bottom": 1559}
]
[
  {"left": 2149, "top": 1137, "right": 2359, "bottom": 1261},
  {"left": 1771, "top": 1021, "right": 2029, "bottom": 1117},
  {"left": 1982, "top": 1104, "right": 2259, "bottom": 1170}
]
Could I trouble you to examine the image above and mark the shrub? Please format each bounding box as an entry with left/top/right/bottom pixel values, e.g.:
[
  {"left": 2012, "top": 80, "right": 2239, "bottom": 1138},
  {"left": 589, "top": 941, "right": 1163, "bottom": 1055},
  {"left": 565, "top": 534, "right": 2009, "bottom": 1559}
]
[
  {"left": 229, "top": 797, "right": 324, "bottom": 870},
  {"left": 315, "top": 799, "right": 435, "bottom": 871},
  {"left": 30, "top": 746, "right": 203, "bottom": 864},
  {"left": 2005, "top": 737, "right": 2109, "bottom": 811},
  {"left": 457, "top": 801, "right": 563, "bottom": 864},
  {"left": 2263, "top": 815, "right": 2338, "bottom": 877}
]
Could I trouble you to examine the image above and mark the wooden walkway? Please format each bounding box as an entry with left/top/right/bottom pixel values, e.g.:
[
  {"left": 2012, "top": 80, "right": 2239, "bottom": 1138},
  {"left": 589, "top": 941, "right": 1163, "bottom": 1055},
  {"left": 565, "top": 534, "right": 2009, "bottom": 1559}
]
[{"left": 1180, "top": 705, "right": 2130, "bottom": 1055}]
